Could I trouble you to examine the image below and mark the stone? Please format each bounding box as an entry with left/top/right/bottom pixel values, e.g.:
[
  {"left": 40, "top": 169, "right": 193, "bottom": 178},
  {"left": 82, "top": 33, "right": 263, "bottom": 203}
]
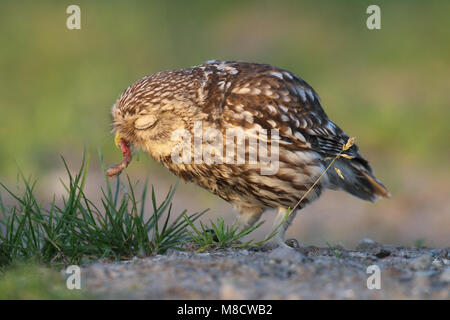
[
  {"left": 410, "top": 254, "right": 432, "bottom": 271},
  {"left": 440, "top": 267, "right": 450, "bottom": 282}
]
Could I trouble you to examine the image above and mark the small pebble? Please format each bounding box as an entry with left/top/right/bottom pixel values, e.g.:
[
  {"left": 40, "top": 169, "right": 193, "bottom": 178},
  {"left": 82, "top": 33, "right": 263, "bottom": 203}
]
[
  {"left": 269, "top": 246, "right": 306, "bottom": 264},
  {"left": 349, "top": 252, "right": 367, "bottom": 259},
  {"left": 373, "top": 248, "right": 391, "bottom": 259},
  {"left": 410, "top": 254, "right": 432, "bottom": 271},
  {"left": 196, "top": 252, "right": 210, "bottom": 257},
  {"left": 431, "top": 258, "right": 442, "bottom": 268},
  {"left": 429, "top": 249, "right": 440, "bottom": 255},
  {"left": 361, "top": 238, "right": 375, "bottom": 244},
  {"left": 440, "top": 267, "right": 450, "bottom": 282},
  {"left": 356, "top": 238, "right": 378, "bottom": 250},
  {"left": 240, "top": 249, "right": 249, "bottom": 256}
]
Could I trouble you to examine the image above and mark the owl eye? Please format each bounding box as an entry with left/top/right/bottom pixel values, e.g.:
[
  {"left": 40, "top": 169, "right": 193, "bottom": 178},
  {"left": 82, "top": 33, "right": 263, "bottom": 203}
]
[{"left": 134, "top": 115, "right": 158, "bottom": 130}]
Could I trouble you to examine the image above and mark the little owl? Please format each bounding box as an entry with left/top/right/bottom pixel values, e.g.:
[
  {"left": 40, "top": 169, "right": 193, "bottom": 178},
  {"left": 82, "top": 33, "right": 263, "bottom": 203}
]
[{"left": 107, "top": 60, "right": 390, "bottom": 248}]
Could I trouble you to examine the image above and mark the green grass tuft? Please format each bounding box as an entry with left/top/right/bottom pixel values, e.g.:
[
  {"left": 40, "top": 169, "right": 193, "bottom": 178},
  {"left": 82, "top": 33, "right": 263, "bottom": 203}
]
[
  {"left": 326, "top": 241, "right": 342, "bottom": 261},
  {"left": 0, "top": 152, "right": 205, "bottom": 267},
  {"left": 184, "top": 209, "right": 290, "bottom": 251},
  {"left": 184, "top": 216, "right": 263, "bottom": 251}
]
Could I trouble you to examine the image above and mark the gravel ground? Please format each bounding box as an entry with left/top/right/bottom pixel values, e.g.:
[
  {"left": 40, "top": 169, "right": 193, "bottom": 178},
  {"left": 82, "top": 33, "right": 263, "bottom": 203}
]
[{"left": 80, "top": 239, "right": 450, "bottom": 299}]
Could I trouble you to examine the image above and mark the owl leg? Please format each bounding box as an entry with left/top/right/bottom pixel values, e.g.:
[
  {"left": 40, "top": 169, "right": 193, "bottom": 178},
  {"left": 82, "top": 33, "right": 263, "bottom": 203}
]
[
  {"left": 233, "top": 205, "right": 263, "bottom": 230},
  {"left": 263, "top": 206, "right": 298, "bottom": 249}
]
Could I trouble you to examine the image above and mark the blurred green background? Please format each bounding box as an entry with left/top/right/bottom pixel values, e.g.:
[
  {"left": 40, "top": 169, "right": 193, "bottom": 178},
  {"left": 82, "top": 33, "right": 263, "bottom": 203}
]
[{"left": 0, "top": 0, "right": 449, "bottom": 247}]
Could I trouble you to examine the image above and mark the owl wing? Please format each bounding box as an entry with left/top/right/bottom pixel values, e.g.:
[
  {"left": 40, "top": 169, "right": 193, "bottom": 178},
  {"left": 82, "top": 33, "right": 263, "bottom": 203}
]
[{"left": 216, "top": 61, "right": 359, "bottom": 159}]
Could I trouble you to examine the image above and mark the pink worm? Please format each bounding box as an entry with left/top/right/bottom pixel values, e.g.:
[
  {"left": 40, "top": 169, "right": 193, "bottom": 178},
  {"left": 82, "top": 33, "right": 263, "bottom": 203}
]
[{"left": 105, "top": 138, "right": 132, "bottom": 179}]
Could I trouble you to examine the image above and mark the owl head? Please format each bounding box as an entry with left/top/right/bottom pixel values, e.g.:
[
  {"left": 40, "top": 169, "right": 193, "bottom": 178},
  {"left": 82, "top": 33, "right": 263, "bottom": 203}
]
[{"left": 110, "top": 73, "right": 203, "bottom": 160}]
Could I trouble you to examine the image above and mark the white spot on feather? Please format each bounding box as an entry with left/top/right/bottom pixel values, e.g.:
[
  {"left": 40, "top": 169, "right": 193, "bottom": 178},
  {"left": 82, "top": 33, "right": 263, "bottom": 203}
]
[
  {"left": 299, "top": 118, "right": 308, "bottom": 128},
  {"left": 242, "top": 111, "right": 254, "bottom": 123},
  {"left": 251, "top": 88, "right": 261, "bottom": 95},
  {"left": 306, "top": 88, "right": 315, "bottom": 101},
  {"left": 296, "top": 86, "right": 307, "bottom": 102},
  {"left": 216, "top": 64, "right": 238, "bottom": 74},
  {"left": 234, "top": 104, "right": 244, "bottom": 112},
  {"left": 283, "top": 72, "right": 293, "bottom": 80},
  {"left": 269, "top": 71, "right": 284, "bottom": 79},
  {"left": 233, "top": 87, "right": 251, "bottom": 94},
  {"left": 267, "top": 119, "right": 277, "bottom": 128},
  {"left": 266, "top": 105, "right": 277, "bottom": 114},
  {"left": 282, "top": 95, "right": 291, "bottom": 103},
  {"left": 284, "top": 127, "right": 293, "bottom": 136},
  {"left": 294, "top": 131, "right": 306, "bottom": 142},
  {"left": 278, "top": 105, "right": 289, "bottom": 113}
]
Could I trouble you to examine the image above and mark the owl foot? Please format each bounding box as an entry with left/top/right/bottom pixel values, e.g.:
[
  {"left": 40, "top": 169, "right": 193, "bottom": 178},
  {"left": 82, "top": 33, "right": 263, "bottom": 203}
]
[{"left": 257, "top": 238, "right": 299, "bottom": 251}]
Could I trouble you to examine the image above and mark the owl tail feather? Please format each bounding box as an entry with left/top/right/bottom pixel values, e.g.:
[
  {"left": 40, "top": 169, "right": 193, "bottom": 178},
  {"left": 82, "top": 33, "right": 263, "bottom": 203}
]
[
  {"left": 359, "top": 170, "right": 391, "bottom": 199},
  {"left": 330, "top": 158, "right": 390, "bottom": 202}
]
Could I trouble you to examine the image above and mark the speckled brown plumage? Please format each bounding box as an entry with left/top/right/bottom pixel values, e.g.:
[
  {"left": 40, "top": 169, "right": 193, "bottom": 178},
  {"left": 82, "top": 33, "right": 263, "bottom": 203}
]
[{"left": 110, "top": 60, "right": 389, "bottom": 247}]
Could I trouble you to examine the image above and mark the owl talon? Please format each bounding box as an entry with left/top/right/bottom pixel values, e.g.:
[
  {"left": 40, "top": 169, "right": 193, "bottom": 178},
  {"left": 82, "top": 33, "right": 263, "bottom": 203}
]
[{"left": 285, "top": 238, "right": 300, "bottom": 248}]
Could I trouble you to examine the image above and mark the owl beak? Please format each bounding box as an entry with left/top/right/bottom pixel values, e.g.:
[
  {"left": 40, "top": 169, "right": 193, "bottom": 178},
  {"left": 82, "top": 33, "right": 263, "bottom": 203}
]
[{"left": 114, "top": 131, "right": 122, "bottom": 148}]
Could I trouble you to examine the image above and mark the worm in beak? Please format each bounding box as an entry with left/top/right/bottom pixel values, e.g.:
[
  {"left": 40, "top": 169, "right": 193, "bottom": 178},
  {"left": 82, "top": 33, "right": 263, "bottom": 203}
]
[{"left": 105, "top": 132, "right": 132, "bottom": 179}]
